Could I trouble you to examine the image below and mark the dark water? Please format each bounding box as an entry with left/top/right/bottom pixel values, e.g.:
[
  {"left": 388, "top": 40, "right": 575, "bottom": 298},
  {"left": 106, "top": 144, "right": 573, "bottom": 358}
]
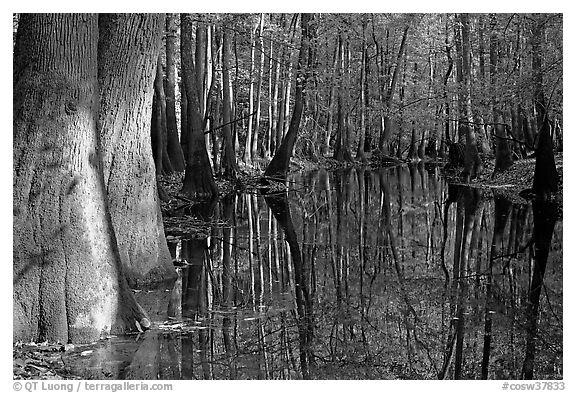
[{"left": 65, "top": 164, "right": 562, "bottom": 380}]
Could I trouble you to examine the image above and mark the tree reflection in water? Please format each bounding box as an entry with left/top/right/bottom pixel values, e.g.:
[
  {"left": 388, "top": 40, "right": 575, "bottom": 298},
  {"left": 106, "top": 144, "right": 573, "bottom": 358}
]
[{"left": 64, "top": 166, "right": 562, "bottom": 380}]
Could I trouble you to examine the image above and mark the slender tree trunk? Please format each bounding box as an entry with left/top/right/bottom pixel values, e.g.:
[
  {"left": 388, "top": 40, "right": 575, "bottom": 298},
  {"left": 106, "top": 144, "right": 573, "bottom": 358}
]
[
  {"left": 322, "top": 42, "right": 338, "bottom": 156},
  {"left": 333, "top": 33, "right": 353, "bottom": 162},
  {"left": 379, "top": 24, "right": 410, "bottom": 152},
  {"left": 180, "top": 78, "right": 188, "bottom": 162},
  {"left": 270, "top": 34, "right": 281, "bottom": 155},
  {"left": 459, "top": 13, "right": 483, "bottom": 181},
  {"left": 252, "top": 13, "right": 265, "bottom": 159},
  {"left": 244, "top": 22, "right": 257, "bottom": 164},
  {"left": 275, "top": 41, "right": 286, "bottom": 155},
  {"left": 266, "top": 34, "right": 274, "bottom": 158},
  {"left": 164, "top": 13, "right": 185, "bottom": 172},
  {"left": 152, "top": 54, "right": 173, "bottom": 175},
  {"left": 13, "top": 13, "right": 149, "bottom": 343},
  {"left": 442, "top": 15, "right": 454, "bottom": 154},
  {"left": 490, "top": 13, "right": 513, "bottom": 175},
  {"left": 221, "top": 24, "right": 238, "bottom": 180},
  {"left": 356, "top": 21, "right": 368, "bottom": 162}
]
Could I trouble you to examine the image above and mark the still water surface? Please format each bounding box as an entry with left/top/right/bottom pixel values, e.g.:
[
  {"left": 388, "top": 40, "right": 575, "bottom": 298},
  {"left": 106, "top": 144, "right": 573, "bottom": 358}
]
[{"left": 66, "top": 164, "right": 562, "bottom": 380}]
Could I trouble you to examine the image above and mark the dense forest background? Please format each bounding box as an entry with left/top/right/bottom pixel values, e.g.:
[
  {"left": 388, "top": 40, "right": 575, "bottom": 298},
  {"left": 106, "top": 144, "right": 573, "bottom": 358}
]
[{"left": 136, "top": 13, "right": 563, "bottom": 184}]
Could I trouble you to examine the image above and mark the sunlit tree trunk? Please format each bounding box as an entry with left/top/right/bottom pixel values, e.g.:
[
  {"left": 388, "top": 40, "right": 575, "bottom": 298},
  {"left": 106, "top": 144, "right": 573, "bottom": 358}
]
[
  {"left": 458, "top": 13, "right": 483, "bottom": 182},
  {"left": 220, "top": 24, "right": 238, "bottom": 180},
  {"left": 252, "top": 13, "right": 265, "bottom": 159},
  {"left": 13, "top": 13, "right": 150, "bottom": 343},
  {"left": 243, "top": 21, "right": 257, "bottom": 164},
  {"left": 270, "top": 31, "right": 281, "bottom": 155},
  {"left": 265, "top": 34, "right": 274, "bottom": 158},
  {"left": 164, "top": 13, "right": 185, "bottom": 172},
  {"left": 98, "top": 14, "right": 176, "bottom": 287}
]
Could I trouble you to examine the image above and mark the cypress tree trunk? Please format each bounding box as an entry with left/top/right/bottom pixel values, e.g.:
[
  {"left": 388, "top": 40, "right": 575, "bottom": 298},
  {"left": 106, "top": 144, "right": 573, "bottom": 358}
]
[
  {"left": 98, "top": 14, "right": 176, "bottom": 288},
  {"left": 265, "top": 34, "right": 274, "bottom": 158},
  {"left": 531, "top": 15, "right": 559, "bottom": 197},
  {"left": 459, "top": 13, "right": 483, "bottom": 181},
  {"left": 264, "top": 13, "right": 314, "bottom": 180},
  {"left": 152, "top": 54, "right": 173, "bottom": 175},
  {"left": 356, "top": 22, "right": 368, "bottom": 163},
  {"left": 221, "top": 23, "right": 238, "bottom": 180},
  {"left": 164, "top": 13, "right": 186, "bottom": 172},
  {"left": 490, "top": 13, "right": 513, "bottom": 175},
  {"left": 244, "top": 22, "right": 257, "bottom": 164},
  {"left": 180, "top": 79, "right": 189, "bottom": 163},
  {"left": 252, "top": 13, "right": 265, "bottom": 159},
  {"left": 14, "top": 13, "right": 149, "bottom": 344},
  {"left": 180, "top": 14, "right": 218, "bottom": 198},
  {"left": 322, "top": 42, "right": 338, "bottom": 156},
  {"left": 333, "top": 33, "right": 353, "bottom": 162},
  {"left": 270, "top": 33, "right": 281, "bottom": 155},
  {"left": 379, "top": 24, "right": 410, "bottom": 152}
]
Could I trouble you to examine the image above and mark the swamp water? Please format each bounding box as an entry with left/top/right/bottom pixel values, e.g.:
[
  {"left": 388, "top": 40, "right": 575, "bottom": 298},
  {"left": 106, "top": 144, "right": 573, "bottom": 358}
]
[{"left": 63, "top": 164, "right": 562, "bottom": 380}]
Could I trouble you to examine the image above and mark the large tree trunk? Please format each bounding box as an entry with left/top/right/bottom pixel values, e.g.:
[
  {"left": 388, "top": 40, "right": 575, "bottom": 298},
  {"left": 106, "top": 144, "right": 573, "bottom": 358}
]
[
  {"left": 98, "top": 14, "right": 176, "bottom": 288},
  {"left": 263, "top": 13, "right": 314, "bottom": 181},
  {"left": 164, "top": 13, "right": 186, "bottom": 172},
  {"left": 180, "top": 14, "right": 218, "bottom": 199},
  {"left": 13, "top": 13, "right": 149, "bottom": 344}
]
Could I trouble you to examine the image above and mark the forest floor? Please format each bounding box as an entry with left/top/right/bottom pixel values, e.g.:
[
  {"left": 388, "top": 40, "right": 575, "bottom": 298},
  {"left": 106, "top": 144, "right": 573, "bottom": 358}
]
[{"left": 13, "top": 151, "right": 563, "bottom": 380}]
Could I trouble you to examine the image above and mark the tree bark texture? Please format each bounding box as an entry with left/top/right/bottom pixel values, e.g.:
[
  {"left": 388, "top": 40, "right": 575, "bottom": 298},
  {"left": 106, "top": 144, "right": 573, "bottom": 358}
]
[
  {"left": 164, "top": 13, "right": 186, "bottom": 172},
  {"left": 13, "top": 13, "right": 149, "bottom": 343},
  {"left": 97, "top": 14, "right": 176, "bottom": 288},
  {"left": 180, "top": 14, "right": 218, "bottom": 199},
  {"left": 151, "top": 54, "right": 174, "bottom": 176}
]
